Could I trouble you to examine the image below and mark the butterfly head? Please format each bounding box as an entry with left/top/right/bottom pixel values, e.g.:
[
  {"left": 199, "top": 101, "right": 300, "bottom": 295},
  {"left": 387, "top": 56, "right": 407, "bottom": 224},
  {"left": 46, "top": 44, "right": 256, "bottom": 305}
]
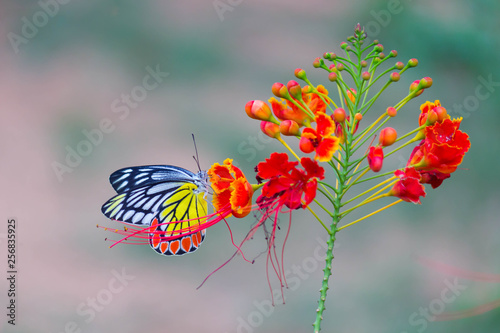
[{"left": 194, "top": 170, "right": 210, "bottom": 196}]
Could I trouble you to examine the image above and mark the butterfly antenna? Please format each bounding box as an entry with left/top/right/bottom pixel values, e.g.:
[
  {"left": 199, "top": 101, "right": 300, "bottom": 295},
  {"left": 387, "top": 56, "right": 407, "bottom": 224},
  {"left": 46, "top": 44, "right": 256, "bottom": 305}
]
[{"left": 191, "top": 133, "right": 202, "bottom": 172}]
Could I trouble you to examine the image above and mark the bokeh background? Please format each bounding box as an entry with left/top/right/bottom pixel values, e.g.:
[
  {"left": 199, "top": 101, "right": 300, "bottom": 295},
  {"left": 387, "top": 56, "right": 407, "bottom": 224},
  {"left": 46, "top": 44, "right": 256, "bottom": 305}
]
[{"left": 1, "top": 0, "right": 499, "bottom": 332}]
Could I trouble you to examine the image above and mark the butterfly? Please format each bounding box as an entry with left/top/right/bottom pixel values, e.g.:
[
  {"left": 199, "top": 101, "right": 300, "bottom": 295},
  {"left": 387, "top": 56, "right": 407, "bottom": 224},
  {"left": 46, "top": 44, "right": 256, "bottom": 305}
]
[{"left": 101, "top": 165, "right": 211, "bottom": 256}]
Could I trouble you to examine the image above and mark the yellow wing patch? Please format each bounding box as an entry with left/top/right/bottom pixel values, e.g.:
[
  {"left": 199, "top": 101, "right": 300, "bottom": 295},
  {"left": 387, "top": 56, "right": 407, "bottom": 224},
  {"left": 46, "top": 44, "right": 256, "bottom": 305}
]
[{"left": 158, "top": 183, "right": 208, "bottom": 236}]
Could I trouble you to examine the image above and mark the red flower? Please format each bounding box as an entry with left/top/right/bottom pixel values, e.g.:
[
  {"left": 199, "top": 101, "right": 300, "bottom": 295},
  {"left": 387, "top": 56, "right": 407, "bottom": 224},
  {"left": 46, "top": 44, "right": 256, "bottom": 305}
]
[
  {"left": 389, "top": 167, "right": 426, "bottom": 204},
  {"left": 299, "top": 112, "right": 340, "bottom": 162},
  {"left": 410, "top": 118, "right": 470, "bottom": 174},
  {"left": 418, "top": 100, "right": 450, "bottom": 126},
  {"left": 408, "top": 145, "right": 450, "bottom": 189},
  {"left": 208, "top": 158, "right": 254, "bottom": 218},
  {"left": 256, "top": 152, "right": 325, "bottom": 210},
  {"left": 367, "top": 146, "right": 384, "bottom": 172}
]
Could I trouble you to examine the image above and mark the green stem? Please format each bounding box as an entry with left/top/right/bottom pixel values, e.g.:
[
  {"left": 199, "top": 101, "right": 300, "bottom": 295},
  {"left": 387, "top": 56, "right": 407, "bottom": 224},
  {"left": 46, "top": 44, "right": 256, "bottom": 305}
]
[{"left": 313, "top": 195, "right": 340, "bottom": 333}]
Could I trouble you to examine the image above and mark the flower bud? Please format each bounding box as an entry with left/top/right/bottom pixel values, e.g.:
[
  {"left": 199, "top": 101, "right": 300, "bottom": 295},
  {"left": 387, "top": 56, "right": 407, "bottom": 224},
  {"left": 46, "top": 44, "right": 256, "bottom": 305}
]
[
  {"left": 313, "top": 57, "right": 323, "bottom": 68},
  {"left": 361, "top": 60, "right": 368, "bottom": 67},
  {"left": 328, "top": 72, "right": 338, "bottom": 82},
  {"left": 302, "top": 85, "right": 313, "bottom": 94},
  {"left": 386, "top": 106, "right": 397, "bottom": 117},
  {"left": 340, "top": 42, "right": 348, "bottom": 49},
  {"left": 433, "top": 106, "right": 449, "bottom": 122},
  {"left": 420, "top": 77, "right": 433, "bottom": 88},
  {"left": 287, "top": 80, "right": 302, "bottom": 100},
  {"left": 245, "top": 100, "right": 272, "bottom": 121},
  {"left": 329, "top": 64, "right": 338, "bottom": 71},
  {"left": 272, "top": 82, "right": 290, "bottom": 99},
  {"left": 409, "top": 80, "right": 423, "bottom": 97},
  {"left": 368, "top": 146, "right": 384, "bottom": 172},
  {"left": 426, "top": 110, "right": 438, "bottom": 125},
  {"left": 333, "top": 108, "right": 346, "bottom": 123},
  {"left": 354, "top": 113, "right": 363, "bottom": 121},
  {"left": 299, "top": 136, "right": 314, "bottom": 153},
  {"left": 346, "top": 88, "right": 357, "bottom": 104},
  {"left": 260, "top": 121, "right": 280, "bottom": 138},
  {"left": 390, "top": 50, "right": 398, "bottom": 57},
  {"left": 390, "top": 72, "right": 400, "bottom": 82},
  {"left": 378, "top": 52, "right": 385, "bottom": 59},
  {"left": 279, "top": 120, "right": 300, "bottom": 136},
  {"left": 395, "top": 61, "right": 404, "bottom": 70},
  {"left": 362, "top": 71, "right": 371, "bottom": 80},
  {"left": 379, "top": 127, "right": 397, "bottom": 147},
  {"left": 408, "top": 58, "right": 418, "bottom": 67},
  {"left": 294, "top": 68, "right": 307, "bottom": 80},
  {"left": 374, "top": 44, "right": 384, "bottom": 52},
  {"left": 336, "top": 63, "right": 344, "bottom": 71}
]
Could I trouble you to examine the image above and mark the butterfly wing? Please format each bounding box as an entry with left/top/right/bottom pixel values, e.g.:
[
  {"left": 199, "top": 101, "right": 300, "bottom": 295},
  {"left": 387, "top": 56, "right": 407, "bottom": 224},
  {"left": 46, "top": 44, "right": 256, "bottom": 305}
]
[
  {"left": 102, "top": 165, "right": 210, "bottom": 255},
  {"left": 148, "top": 183, "right": 208, "bottom": 256},
  {"left": 101, "top": 181, "right": 186, "bottom": 225},
  {"left": 109, "top": 165, "right": 198, "bottom": 193}
]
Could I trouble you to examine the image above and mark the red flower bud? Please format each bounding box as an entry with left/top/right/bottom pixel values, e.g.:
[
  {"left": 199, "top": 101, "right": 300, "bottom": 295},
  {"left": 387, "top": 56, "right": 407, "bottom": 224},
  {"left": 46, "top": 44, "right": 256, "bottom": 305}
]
[
  {"left": 374, "top": 44, "right": 384, "bottom": 52},
  {"left": 408, "top": 58, "right": 418, "bottom": 67},
  {"left": 287, "top": 80, "right": 302, "bottom": 99},
  {"left": 336, "top": 63, "right": 344, "bottom": 71},
  {"left": 279, "top": 120, "right": 300, "bottom": 136},
  {"left": 390, "top": 50, "right": 398, "bottom": 57},
  {"left": 379, "top": 127, "right": 397, "bottom": 147},
  {"left": 409, "top": 80, "right": 423, "bottom": 97},
  {"left": 360, "top": 60, "right": 368, "bottom": 67},
  {"left": 433, "top": 106, "right": 449, "bottom": 122},
  {"left": 294, "top": 68, "right": 307, "bottom": 80},
  {"left": 387, "top": 107, "right": 397, "bottom": 117},
  {"left": 299, "top": 136, "right": 315, "bottom": 153},
  {"left": 313, "top": 57, "right": 322, "bottom": 68},
  {"left": 302, "top": 85, "right": 313, "bottom": 94},
  {"left": 367, "top": 146, "right": 384, "bottom": 172},
  {"left": 260, "top": 121, "right": 280, "bottom": 138},
  {"left": 333, "top": 108, "right": 346, "bottom": 123},
  {"left": 354, "top": 113, "right": 363, "bottom": 121},
  {"left": 395, "top": 61, "right": 404, "bottom": 70},
  {"left": 378, "top": 52, "right": 386, "bottom": 59},
  {"left": 362, "top": 71, "right": 371, "bottom": 80},
  {"left": 272, "top": 82, "right": 290, "bottom": 99},
  {"left": 420, "top": 77, "right": 433, "bottom": 88},
  {"left": 390, "top": 72, "right": 400, "bottom": 82},
  {"left": 245, "top": 100, "right": 272, "bottom": 121},
  {"left": 328, "top": 72, "right": 338, "bottom": 82}
]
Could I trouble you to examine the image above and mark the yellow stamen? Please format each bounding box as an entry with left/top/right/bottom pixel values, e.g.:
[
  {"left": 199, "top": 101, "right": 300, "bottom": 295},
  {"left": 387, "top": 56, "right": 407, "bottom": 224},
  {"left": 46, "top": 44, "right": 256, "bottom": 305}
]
[
  {"left": 307, "top": 205, "right": 330, "bottom": 234},
  {"left": 352, "top": 113, "right": 387, "bottom": 147},
  {"left": 277, "top": 136, "right": 301, "bottom": 161},
  {"left": 338, "top": 199, "right": 403, "bottom": 231}
]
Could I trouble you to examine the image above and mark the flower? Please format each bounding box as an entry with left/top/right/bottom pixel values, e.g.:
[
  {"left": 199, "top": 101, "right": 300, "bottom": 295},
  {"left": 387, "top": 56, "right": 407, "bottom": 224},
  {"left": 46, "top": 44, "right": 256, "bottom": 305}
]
[
  {"left": 410, "top": 118, "right": 471, "bottom": 174},
  {"left": 367, "top": 146, "right": 384, "bottom": 172},
  {"left": 418, "top": 100, "right": 450, "bottom": 127},
  {"left": 269, "top": 85, "right": 329, "bottom": 126},
  {"left": 299, "top": 112, "right": 340, "bottom": 162},
  {"left": 256, "top": 152, "right": 325, "bottom": 210},
  {"left": 389, "top": 167, "right": 426, "bottom": 204},
  {"left": 208, "top": 158, "right": 254, "bottom": 218}
]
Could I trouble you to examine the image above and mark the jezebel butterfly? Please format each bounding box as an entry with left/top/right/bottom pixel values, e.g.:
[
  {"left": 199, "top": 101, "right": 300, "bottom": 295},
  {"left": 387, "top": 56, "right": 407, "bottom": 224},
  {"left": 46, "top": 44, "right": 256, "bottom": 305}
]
[{"left": 101, "top": 165, "right": 210, "bottom": 256}]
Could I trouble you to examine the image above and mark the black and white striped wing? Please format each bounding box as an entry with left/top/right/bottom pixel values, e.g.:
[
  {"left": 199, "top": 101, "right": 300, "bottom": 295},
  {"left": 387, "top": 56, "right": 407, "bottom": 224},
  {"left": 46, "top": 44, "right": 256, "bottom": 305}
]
[
  {"left": 101, "top": 181, "right": 187, "bottom": 225},
  {"left": 109, "top": 165, "right": 197, "bottom": 193}
]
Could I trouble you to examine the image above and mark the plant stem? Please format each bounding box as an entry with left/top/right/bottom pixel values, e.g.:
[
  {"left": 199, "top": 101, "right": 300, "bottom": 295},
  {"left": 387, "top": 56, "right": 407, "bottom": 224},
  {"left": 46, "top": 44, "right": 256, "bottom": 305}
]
[{"left": 313, "top": 201, "right": 339, "bottom": 333}]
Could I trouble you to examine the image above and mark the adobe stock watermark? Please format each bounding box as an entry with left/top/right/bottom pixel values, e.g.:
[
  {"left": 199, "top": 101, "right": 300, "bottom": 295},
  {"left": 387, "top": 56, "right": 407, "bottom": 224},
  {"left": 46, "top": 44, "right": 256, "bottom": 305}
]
[
  {"left": 449, "top": 74, "right": 499, "bottom": 119},
  {"left": 7, "top": 0, "right": 73, "bottom": 54},
  {"left": 51, "top": 65, "right": 169, "bottom": 182},
  {"left": 228, "top": 237, "right": 340, "bottom": 333},
  {"left": 213, "top": 0, "right": 243, "bottom": 22},
  {"left": 400, "top": 277, "right": 467, "bottom": 333},
  {"left": 57, "top": 267, "right": 135, "bottom": 333},
  {"left": 236, "top": 131, "right": 274, "bottom": 163}
]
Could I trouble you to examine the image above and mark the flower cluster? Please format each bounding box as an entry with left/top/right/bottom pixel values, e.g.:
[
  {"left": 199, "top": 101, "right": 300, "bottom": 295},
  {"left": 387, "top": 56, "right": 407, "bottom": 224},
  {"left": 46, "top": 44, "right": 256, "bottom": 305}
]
[{"left": 100, "top": 24, "right": 471, "bottom": 333}]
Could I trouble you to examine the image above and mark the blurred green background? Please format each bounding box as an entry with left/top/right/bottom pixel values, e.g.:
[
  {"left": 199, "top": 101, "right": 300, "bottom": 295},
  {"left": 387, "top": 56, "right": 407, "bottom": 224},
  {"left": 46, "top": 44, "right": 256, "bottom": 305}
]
[{"left": 1, "top": 0, "right": 499, "bottom": 332}]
